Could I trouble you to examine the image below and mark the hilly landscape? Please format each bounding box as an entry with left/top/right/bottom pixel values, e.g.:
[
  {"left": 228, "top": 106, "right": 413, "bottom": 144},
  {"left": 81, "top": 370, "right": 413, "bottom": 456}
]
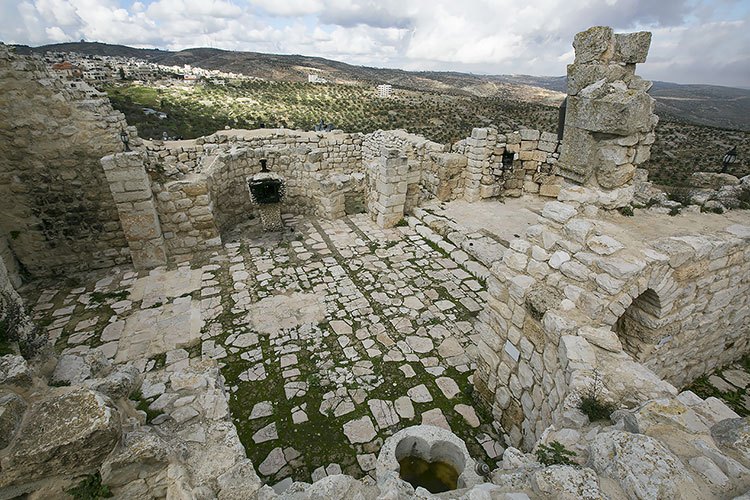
[
  {"left": 11, "top": 41, "right": 750, "bottom": 185},
  {"left": 15, "top": 41, "right": 750, "bottom": 131}
]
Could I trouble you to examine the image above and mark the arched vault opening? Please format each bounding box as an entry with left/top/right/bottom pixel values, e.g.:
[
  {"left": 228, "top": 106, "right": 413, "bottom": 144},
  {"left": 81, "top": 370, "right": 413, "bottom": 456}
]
[{"left": 614, "top": 288, "right": 678, "bottom": 362}]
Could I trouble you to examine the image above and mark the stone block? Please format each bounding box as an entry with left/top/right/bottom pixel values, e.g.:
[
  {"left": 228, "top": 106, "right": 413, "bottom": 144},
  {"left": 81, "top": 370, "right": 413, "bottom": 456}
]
[
  {"left": 519, "top": 129, "right": 541, "bottom": 141},
  {"left": 566, "top": 92, "right": 653, "bottom": 135},
  {"left": 0, "top": 389, "right": 121, "bottom": 489},
  {"left": 573, "top": 26, "right": 614, "bottom": 64},
  {"left": 539, "top": 184, "right": 562, "bottom": 197},
  {"left": 130, "top": 243, "right": 167, "bottom": 268},
  {"left": 555, "top": 126, "right": 598, "bottom": 183},
  {"left": 506, "top": 132, "right": 521, "bottom": 145},
  {"left": 119, "top": 211, "right": 162, "bottom": 241},
  {"left": 538, "top": 141, "right": 557, "bottom": 153},
  {"left": 597, "top": 161, "right": 636, "bottom": 189},
  {"left": 613, "top": 31, "right": 652, "bottom": 63}
]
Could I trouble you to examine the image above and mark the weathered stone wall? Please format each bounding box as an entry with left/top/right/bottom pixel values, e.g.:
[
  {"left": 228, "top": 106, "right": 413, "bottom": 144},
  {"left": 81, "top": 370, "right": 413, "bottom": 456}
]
[
  {"left": 151, "top": 174, "right": 222, "bottom": 259},
  {"left": 363, "top": 130, "right": 464, "bottom": 206},
  {"left": 476, "top": 202, "right": 748, "bottom": 449},
  {"left": 0, "top": 44, "right": 134, "bottom": 276},
  {"left": 454, "top": 127, "right": 562, "bottom": 201},
  {"left": 142, "top": 130, "right": 367, "bottom": 257},
  {"left": 413, "top": 197, "right": 749, "bottom": 452},
  {"left": 365, "top": 148, "right": 414, "bottom": 228}
]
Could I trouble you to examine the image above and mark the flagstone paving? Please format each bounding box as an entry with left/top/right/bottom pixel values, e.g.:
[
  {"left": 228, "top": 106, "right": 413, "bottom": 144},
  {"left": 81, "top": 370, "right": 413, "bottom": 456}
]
[{"left": 21, "top": 213, "right": 505, "bottom": 486}]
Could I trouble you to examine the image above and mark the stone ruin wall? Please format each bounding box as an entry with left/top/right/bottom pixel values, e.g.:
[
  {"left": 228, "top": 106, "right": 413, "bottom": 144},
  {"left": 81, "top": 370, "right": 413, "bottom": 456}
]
[
  {"left": 481, "top": 206, "right": 748, "bottom": 450},
  {"left": 126, "top": 125, "right": 559, "bottom": 260},
  {"left": 143, "top": 130, "right": 367, "bottom": 260},
  {"left": 453, "top": 127, "right": 562, "bottom": 202},
  {"left": 0, "top": 44, "right": 133, "bottom": 276},
  {"left": 363, "top": 129, "right": 466, "bottom": 207},
  {"left": 0, "top": 37, "right": 565, "bottom": 273}
]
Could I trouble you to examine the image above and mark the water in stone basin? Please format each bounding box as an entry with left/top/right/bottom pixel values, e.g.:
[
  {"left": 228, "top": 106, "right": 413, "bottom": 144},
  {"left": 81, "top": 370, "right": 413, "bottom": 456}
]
[{"left": 398, "top": 456, "right": 458, "bottom": 494}]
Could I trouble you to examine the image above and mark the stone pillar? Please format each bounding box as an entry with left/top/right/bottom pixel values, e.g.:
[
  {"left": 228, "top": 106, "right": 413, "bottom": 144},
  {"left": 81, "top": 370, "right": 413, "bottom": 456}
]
[
  {"left": 101, "top": 152, "right": 167, "bottom": 269},
  {"left": 464, "top": 128, "right": 490, "bottom": 202},
  {"left": 366, "top": 148, "right": 409, "bottom": 228},
  {"left": 555, "top": 26, "right": 657, "bottom": 204},
  {"left": 317, "top": 175, "right": 347, "bottom": 219}
]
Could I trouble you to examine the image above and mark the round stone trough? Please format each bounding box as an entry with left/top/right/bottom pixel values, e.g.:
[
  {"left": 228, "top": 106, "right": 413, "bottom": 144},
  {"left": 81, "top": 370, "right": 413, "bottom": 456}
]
[{"left": 376, "top": 425, "right": 484, "bottom": 494}]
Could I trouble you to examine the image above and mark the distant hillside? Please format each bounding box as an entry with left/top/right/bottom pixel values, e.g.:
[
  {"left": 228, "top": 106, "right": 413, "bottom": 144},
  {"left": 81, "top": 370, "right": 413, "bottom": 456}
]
[
  {"left": 12, "top": 41, "right": 167, "bottom": 60},
  {"left": 13, "top": 41, "right": 750, "bottom": 131},
  {"left": 496, "top": 74, "right": 750, "bottom": 132},
  {"left": 15, "top": 42, "right": 563, "bottom": 107}
]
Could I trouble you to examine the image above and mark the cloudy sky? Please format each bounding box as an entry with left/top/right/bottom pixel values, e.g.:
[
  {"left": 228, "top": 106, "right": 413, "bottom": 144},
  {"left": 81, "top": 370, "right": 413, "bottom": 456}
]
[{"left": 1, "top": 0, "right": 749, "bottom": 88}]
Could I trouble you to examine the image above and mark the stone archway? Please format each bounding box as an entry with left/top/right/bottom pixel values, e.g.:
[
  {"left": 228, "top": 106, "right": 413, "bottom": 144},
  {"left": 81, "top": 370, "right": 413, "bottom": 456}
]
[{"left": 614, "top": 288, "right": 678, "bottom": 362}]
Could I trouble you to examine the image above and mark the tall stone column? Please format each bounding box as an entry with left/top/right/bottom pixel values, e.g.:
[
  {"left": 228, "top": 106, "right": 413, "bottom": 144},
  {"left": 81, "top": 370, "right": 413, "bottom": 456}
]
[
  {"left": 365, "top": 148, "right": 409, "bottom": 228},
  {"left": 464, "top": 128, "right": 490, "bottom": 202},
  {"left": 555, "top": 26, "right": 657, "bottom": 206},
  {"left": 101, "top": 152, "right": 168, "bottom": 269}
]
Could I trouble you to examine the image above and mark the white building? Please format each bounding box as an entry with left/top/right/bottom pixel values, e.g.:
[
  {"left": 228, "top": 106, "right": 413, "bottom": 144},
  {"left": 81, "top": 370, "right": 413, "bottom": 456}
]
[
  {"left": 308, "top": 74, "right": 327, "bottom": 84},
  {"left": 377, "top": 84, "right": 392, "bottom": 98}
]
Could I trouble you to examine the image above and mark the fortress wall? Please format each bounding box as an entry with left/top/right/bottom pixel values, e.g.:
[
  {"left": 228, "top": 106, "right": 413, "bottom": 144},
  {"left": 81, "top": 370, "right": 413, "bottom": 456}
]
[
  {"left": 470, "top": 202, "right": 750, "bottom": 449},
  {"left": 413, "top": 196, "right": 749, "bottom": 451},
  {"left": 0, "top": 44, "right": 134, "bottom": 276}
]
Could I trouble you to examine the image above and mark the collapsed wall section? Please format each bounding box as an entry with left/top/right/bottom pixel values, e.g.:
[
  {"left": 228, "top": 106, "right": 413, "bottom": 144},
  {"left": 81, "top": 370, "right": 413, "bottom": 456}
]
[{"left": 0, "top": 44, "right": 133, "bottom": 276}]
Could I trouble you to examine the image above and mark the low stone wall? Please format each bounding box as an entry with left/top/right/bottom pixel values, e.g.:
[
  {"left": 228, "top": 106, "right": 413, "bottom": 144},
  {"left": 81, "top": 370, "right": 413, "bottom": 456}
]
[
  {"left": 150, "top": 175, "right": 221, "bottom": 259},
  {"left": 142, "top": 131, "right": 368, "bottom": 257},
  {"left": 363, "top": 130, "right": 465, "bottom": 206}
]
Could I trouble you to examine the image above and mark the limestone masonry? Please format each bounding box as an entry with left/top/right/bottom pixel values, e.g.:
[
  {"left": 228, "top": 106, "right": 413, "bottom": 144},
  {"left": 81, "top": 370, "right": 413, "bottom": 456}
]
[{"left": 0, "top": 26, "right": 749, "bottom": 500}]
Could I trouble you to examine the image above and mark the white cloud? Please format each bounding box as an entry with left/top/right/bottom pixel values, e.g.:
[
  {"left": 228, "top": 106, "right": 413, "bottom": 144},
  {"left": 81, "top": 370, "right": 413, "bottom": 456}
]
[
  {"left": 250, "top": 0, "right": 324, "bottom": 17},
  {"left": 0, "top": 0, "right": 748, "bottom": 87}
]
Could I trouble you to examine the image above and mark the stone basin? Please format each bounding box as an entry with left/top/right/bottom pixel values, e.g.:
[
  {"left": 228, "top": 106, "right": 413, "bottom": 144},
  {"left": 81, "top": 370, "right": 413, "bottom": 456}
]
[{"left": 376, "top": 425, "right": 484, "bottom": 494}]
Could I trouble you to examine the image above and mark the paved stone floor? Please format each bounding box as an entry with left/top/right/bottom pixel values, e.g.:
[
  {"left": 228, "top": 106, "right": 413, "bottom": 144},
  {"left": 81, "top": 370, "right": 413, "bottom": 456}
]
[
  {"left": 685, "top": 356, "right": 750, "bottom": 417},
  {"left": 22, "top": 213, "right": 505, "bottom": 487}
]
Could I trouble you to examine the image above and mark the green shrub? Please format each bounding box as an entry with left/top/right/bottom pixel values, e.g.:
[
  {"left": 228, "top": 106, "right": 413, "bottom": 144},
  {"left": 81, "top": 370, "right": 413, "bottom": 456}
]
[
  {"left": 701, "top": 205, "right": 724, "bottom": 214},
  {"left": 536, "top": 441, "right": 576, "bottom": 466},
  {"left": 668, "top": 207, "right": 680, "bottom": 216},
  {"left": 395, "top": 218, "right": 409, "bottom": 227},
  {"left": 577, "top": 369, "right": 618, "bottom": 422},
  {"left": 618, "top": 206, "right": 634, "bottom": 217},
  {"left": 66, "top": 472, "right": 112, "bottom": 499},
  {"left": 666, "top": 187, "right": 692, "bottom": 206},
  {"left": 579, "top": 395, "right": 619, "bottom": 421}
]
